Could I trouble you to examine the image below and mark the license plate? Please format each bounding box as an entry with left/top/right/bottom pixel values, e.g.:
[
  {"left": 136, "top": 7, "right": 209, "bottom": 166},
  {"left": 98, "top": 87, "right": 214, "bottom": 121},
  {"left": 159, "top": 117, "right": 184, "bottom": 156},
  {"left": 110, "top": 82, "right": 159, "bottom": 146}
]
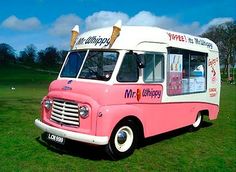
[{"left": 47, "top": 133, "right": 65, "bottom": 145}]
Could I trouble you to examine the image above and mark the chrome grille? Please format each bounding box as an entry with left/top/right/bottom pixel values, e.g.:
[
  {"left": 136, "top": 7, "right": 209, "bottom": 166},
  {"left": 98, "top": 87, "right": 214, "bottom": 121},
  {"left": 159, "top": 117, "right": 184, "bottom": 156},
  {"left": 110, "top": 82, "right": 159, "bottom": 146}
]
[{"left": 51, "top": 99, "right": 79, "bottom": 127}]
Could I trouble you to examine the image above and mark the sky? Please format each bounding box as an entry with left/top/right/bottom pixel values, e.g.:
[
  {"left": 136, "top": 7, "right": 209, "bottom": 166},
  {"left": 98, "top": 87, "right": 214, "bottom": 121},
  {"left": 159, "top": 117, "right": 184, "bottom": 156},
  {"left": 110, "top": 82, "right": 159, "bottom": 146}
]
[{"left": 0, "top": 0, "right": 235, "bottom": 52}]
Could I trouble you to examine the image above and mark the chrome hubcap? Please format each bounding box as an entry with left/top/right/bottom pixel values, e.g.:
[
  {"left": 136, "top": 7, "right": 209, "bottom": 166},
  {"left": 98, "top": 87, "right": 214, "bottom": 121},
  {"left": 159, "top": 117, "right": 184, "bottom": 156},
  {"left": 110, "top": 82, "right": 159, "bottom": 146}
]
[
  {"left": 117, "top": 130, "right": 127, "bottom": 144},
  {"left": 114, "top": 126, "right": 134, "bottom": 152}
]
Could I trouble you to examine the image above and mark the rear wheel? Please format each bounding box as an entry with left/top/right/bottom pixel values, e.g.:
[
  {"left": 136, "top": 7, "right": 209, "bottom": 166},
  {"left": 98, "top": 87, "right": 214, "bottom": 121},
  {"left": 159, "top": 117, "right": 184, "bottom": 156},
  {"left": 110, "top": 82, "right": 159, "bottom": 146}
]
[
  {"left": 190, "top": 112, "right": 203, "bottom": 131},
  {"left": 106, "top": 120, "right": 138, "bottom": 160}
]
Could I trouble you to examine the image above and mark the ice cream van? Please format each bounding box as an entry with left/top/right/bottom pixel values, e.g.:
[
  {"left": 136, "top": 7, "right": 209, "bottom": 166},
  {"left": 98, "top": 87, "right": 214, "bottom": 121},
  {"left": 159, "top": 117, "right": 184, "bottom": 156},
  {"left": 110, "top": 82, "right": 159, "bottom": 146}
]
[{"left": 35, "top": 20, "right": 221, "bottom": 159}]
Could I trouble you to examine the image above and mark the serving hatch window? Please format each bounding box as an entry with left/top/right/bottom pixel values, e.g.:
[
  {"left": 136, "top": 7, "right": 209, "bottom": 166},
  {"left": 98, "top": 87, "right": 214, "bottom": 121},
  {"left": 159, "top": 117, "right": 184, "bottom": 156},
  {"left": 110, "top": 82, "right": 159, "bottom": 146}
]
[
  {"left": 167, "top": 48, "right": 207, "bottom": 95},
  {"left": 60, "top": 50, "right": 119, "bottom": 81}
]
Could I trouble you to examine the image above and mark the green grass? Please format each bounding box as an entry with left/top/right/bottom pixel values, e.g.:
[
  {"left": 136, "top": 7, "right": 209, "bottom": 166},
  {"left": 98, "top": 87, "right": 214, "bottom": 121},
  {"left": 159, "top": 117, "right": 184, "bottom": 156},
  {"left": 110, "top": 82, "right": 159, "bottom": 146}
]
[{"left": 0, "top": 65, "right": 235, "bottom": 171}]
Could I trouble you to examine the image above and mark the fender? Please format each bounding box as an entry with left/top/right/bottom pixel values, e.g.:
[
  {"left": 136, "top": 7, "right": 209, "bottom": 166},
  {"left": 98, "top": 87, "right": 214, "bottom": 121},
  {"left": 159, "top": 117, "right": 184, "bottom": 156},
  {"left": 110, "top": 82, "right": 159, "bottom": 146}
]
[{"left": 95, "top": 104, "right": 145, "bottom": 139}]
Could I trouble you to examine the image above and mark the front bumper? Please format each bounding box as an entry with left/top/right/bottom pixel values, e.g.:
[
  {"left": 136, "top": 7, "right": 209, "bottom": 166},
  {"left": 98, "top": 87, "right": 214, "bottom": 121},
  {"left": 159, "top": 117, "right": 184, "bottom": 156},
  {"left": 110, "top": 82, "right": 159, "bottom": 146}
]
[{"left": 35, "top": 119, "right": 109, "bottom": 145}]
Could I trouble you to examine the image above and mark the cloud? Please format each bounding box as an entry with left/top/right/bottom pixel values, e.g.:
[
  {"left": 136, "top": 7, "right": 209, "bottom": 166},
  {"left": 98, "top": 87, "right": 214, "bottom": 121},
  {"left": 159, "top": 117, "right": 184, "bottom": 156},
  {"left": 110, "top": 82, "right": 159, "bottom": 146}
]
[
  {"left": 126, "top": 11, "right": 203, "bottom": 35},
  {"left": 1, "top": 15, "right": 41, "bottom": 31},
  {"left": 49, "top": 14, "right": 82, "bottom": 37},
  {"left": 1, "top": 12, "right": 234, "bottom": 52},
  {"left": 84, "top": 11, "right": 234, "bottom": 36},
  {"left": 85, "top": 11, "right": 201, "bottom": 34},
  {"left": 85, "top": 11, "right": 129, "bottom": 30},
  {"left": 127, "top": 11, "right": 171, "bottom": 27},
  {"left": 206, "top": 17, "right": 234, "bottom": 26},
  {"left": 200, "top": 17, "right": 234, "bottom": 34}
]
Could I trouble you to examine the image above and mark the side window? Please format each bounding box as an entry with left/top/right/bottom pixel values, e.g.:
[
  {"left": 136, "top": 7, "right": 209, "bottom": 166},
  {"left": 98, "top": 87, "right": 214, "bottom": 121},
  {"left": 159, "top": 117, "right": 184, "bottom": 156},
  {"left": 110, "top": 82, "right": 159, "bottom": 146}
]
[
  {"left": 189, "top": 54, "right": 206, "bottom": 93},
  {"left": 117, "top": 53, "right": 139, "bottom": 82},
  {"left": 144, "top": 53, "right": 164, "bottom": 82},
  {"left": 167, "top": 48, "right": 207, "bottom": 95}
]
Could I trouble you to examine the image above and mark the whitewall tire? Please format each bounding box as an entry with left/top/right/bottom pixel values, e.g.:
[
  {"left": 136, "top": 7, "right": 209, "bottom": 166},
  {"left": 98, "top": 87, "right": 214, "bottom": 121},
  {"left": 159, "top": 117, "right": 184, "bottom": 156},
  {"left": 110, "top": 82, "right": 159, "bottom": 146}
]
[
  {"left": 106, "top": 120, "right": 138, "bottom": 160},
  {"left": 190, "top": 112, "right": 203, "bottom": 131}
]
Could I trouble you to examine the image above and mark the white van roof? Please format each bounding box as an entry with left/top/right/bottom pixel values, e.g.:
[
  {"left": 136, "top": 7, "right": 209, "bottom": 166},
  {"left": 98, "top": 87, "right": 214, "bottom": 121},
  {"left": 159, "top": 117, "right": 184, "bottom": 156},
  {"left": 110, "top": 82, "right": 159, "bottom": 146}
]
[{"left": 73, "top": 26, "right": 218, "bottom": 53}]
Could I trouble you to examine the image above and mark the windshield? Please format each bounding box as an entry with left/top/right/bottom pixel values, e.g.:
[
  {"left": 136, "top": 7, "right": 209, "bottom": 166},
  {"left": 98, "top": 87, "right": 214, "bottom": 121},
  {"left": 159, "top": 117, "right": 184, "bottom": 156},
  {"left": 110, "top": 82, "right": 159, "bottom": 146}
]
[
  {"left": 60, "top": 50, "right": 119, "bottom": 81},
  {"left": 60, "top": 51, "right": 86, "bottom": 78}
]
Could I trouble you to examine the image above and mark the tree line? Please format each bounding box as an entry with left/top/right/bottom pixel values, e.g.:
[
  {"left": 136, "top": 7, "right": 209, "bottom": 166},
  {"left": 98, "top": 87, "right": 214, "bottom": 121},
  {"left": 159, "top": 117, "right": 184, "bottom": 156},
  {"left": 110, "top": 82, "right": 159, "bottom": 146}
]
[
  {"left": 0, "top": 21, "right": 235, "bottom": 78},
  {"left": 201, "top": 21, "right": 236, "bottom": 80},
  {"left": 0, "top": 43, "right": 67, "bottom": 70}
]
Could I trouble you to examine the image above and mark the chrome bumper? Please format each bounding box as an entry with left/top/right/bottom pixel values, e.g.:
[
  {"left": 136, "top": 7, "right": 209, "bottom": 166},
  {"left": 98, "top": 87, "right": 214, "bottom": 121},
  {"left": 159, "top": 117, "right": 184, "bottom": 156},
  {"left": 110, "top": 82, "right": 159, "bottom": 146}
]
[{"left": 34, "top": 119, "right": 109, "bottom": 145}]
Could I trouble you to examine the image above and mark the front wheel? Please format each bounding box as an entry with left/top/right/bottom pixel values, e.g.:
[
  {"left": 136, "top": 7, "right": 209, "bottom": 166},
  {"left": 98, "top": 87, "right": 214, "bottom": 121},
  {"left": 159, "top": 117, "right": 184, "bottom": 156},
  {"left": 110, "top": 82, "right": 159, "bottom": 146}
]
[{"left": 105, "top": 120, "right": 138, "bottom": 160}]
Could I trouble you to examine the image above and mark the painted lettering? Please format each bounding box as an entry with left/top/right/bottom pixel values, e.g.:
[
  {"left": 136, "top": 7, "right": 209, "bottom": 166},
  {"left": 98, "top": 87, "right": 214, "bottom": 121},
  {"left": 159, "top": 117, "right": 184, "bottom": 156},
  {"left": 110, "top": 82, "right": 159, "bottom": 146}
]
[
  {"left": 76, "top": 36, "right": 110, "bottom": 47},
  {"left": 188, "top": 37, "right": 194, "bottom": 44},
  {"left": 167, "top": 32, "right": 213, "bottom": 49},
  {"left": 208, "top": 58, "right": 219, "bottom": 66},
  {"left": 209, "top": 88, "right": 217, "bottom": 97},
  {"left": 142, "top": 88, "right": 161, "bottom": 98},
  {"left": 124, "top": 88, "right": 162, "bottom": 100},
  {"left": 194, "top": 38, "right": 213, "bottom": 49},
  {"left": 77, "top": 38, "right": 86, "bottom": 44},
  {"left": 124, "top": 89, "right": 136, "bottom": 98},
  {"left": 167, "top": 32, "right": 187, "bottom": 42},
  {"left": 62, "top": 86, "right": 72, "bottom": 90}
]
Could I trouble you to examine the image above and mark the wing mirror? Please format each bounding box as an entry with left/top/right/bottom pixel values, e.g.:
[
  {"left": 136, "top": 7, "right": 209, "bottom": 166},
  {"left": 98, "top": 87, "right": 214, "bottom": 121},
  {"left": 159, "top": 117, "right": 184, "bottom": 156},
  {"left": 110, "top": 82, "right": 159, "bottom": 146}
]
[
  {"left": 136, "top": 54, "right": 145, "bottom": 68},
  {"left": 127, "top": 50, "right": 145, "bottom": 68}
]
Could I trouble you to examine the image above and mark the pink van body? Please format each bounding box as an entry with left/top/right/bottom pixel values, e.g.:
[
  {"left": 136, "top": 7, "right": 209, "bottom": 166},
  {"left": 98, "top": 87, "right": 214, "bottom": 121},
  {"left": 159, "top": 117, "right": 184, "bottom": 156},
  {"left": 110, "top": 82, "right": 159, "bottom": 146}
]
[{"left": 39, "top": 80, "right": 219, "bottom": 143}]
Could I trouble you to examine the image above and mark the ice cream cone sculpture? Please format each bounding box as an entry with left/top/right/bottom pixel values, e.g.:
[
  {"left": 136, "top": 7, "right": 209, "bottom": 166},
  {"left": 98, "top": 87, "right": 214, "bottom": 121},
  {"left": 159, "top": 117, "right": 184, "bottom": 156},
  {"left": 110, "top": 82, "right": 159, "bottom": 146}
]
[
  {"left": 70, "top": 25, "right": 80, "bottom": 49},
  {"left": 109, "top": 20, "right": 122, "bottom": 48}
]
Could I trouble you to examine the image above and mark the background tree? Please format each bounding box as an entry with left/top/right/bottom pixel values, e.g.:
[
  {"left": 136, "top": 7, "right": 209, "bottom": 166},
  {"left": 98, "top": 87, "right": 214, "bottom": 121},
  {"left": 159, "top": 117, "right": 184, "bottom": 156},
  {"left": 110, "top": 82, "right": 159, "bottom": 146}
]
[
  {"left": 201, "top": 21, "right": 236, "bottom": 80},
  {"left": 18, "top": 44, "right": 37, "bottom": 65},
  {"left": 38, "top": 46, "right": 60, "bottom": 68},
  {"left": 0, "top": 43, "right": 16, "bottom": 65}
]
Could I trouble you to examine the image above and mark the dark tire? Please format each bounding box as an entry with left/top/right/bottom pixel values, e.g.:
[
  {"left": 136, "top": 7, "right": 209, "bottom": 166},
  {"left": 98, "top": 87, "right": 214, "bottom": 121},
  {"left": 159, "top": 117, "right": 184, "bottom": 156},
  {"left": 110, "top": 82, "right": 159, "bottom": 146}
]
[
  {"left": 105, "top": 120, "right": 138, "bottom": 160},
  {"left": 189, "top": 112, "right": 203, "bottom": 131}
]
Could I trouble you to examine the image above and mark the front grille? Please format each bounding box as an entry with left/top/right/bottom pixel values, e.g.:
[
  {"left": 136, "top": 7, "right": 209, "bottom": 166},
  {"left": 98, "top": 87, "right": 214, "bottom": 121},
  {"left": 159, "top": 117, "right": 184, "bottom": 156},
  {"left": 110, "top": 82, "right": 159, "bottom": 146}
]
[{"left": 51, "top": 99, "right": 79, "bottom": 127}]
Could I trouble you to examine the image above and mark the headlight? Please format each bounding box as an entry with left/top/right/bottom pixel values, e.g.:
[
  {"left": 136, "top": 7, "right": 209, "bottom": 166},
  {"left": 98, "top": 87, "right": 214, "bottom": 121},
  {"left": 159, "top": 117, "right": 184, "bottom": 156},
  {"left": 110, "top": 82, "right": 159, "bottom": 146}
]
[
  {"left": 44, "top": 99, "right": 53, "bottom": 110},
  {"left": 79, "top": 106, "right": 89, "bottom": 119}
]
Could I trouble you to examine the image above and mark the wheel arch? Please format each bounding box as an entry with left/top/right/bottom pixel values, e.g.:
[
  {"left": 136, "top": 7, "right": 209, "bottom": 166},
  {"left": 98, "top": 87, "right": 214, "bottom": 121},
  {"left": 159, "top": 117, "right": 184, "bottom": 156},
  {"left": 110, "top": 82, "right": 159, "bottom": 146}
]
[
  {"left": 200, "top": 109, "right": 209, "bottom": 117},
  {"left": 96, "top": 105, "right": 144, "bottom": 141},
  {"left": 192, "top": 108, "right": 209, "bottom": 121},
  {"left": 114, "top": 115, "right": 144, "bottom": 141},
  {"left": 190, "top": 109, "right": 208, "bottom": 131}
]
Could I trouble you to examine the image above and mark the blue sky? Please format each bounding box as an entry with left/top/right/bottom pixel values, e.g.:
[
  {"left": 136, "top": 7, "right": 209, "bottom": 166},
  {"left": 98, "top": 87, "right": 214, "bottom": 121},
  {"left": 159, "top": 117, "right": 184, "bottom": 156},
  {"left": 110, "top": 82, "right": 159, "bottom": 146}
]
[{"left": 0, "top": 0, "right": 235, "bottom": 52}]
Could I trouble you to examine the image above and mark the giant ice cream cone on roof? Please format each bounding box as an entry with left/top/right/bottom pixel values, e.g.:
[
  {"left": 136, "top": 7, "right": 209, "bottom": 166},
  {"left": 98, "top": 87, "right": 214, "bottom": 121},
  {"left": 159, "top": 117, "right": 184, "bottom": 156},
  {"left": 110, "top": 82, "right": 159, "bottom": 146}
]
[
  {"left": 109, "top": 20, "right": 122, "bottom": 48},
  {"left": 70, "top": 25, "right": 79, "bottom": 49}
]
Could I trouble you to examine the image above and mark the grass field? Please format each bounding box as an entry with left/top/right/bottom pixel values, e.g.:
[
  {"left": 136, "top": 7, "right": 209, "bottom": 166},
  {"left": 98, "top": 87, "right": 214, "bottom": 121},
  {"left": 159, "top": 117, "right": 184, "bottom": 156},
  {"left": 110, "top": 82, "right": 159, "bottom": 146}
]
[{"left": 0, "top": 65, "right": 235, "bottom": 171}]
